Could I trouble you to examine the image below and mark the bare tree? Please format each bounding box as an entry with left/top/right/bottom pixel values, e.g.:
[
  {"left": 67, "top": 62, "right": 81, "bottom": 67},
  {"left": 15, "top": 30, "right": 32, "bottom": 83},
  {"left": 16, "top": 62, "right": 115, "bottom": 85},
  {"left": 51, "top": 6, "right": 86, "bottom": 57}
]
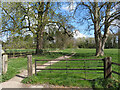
[{"left": 74, "top": 1, "right": 120, "bottom": 56}]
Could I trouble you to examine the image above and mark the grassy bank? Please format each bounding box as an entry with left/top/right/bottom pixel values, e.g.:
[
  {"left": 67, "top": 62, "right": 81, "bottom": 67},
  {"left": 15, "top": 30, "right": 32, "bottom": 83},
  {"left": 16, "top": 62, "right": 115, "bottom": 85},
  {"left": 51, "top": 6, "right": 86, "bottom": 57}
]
[{"left": 22, "top": 49, "right": 119, "bottom": 88}]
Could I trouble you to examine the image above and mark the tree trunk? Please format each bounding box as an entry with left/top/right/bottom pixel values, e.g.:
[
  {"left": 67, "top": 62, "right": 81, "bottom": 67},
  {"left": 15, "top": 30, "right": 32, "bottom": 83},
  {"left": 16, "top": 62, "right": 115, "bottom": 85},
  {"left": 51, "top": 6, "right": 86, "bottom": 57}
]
[
  {"left": 95, "top": 2, "right": 112, "bottom": 56},
  {"left": 95, "top": 23, "right": 110, "bottom": 56},
  {"left": 94, "top": 29, "right": 105, "bottom": 56},
  {"left": 36, "top": 2, "right": 44, "bottom": 54},
  {"left": 95, "top": 40, "right": 104, "bottom": 56},
  {"left": 95, "top": 3, "right": 111, "bottom": 56},
  {"left": 94, "top": 2, "right": 104, "bottom": 56},
  {"left": 36, "top": 28, "right": 44, "bottom": 54}
]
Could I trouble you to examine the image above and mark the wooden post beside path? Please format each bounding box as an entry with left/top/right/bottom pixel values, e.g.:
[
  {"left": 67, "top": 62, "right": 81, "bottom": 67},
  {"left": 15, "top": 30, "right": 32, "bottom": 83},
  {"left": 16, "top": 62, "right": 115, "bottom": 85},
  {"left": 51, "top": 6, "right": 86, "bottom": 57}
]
[
  {"left": 27, "top": 55, "right": 32, "bottom": 77},
  {"left": 2, "top": 54, "right": 8, "bottom": 74}
]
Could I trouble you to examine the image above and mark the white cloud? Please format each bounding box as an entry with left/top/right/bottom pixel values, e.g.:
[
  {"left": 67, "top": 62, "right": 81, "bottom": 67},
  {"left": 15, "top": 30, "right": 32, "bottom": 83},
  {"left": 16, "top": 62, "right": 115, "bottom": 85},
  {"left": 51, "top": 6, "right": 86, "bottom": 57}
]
[
  {"left": 73, "top": 30, "right": 94, "bottom": 39},
  {"left": 62, "top": 3, "right": 77, "bottom": 11},
  {"left": 73, "top": 30, "right": 86, "bottom": 39}
]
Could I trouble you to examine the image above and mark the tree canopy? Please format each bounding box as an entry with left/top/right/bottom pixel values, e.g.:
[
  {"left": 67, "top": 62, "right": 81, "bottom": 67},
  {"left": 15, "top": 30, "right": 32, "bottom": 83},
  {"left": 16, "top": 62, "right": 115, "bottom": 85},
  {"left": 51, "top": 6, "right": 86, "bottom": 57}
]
[
  {"left": 1, "top": 2, "right": 74, "bottom": 54},
  {"left": 1, "top": 1, "right": 119, "bottom": 56}
]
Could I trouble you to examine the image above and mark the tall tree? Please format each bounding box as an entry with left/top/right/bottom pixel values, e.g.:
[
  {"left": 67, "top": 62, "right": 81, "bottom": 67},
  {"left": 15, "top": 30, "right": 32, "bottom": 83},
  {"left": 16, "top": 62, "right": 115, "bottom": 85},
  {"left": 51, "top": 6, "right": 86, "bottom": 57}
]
[
  {"left": 1, "top": 2, "right": 72, "bottom": 54},
  {"left": 74, "top": 1, "right": 119, "bottom": 56}
]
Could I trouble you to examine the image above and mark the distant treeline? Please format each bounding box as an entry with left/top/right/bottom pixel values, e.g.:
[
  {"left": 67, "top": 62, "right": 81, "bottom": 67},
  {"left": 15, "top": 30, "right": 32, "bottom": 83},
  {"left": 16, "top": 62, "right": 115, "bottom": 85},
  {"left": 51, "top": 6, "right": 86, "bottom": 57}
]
[
  {"left": 75, "top": 34, "right": 118, "bottom": 49},
  {"left": 2, "top": 34, "right": 118, "bottom": 49}
]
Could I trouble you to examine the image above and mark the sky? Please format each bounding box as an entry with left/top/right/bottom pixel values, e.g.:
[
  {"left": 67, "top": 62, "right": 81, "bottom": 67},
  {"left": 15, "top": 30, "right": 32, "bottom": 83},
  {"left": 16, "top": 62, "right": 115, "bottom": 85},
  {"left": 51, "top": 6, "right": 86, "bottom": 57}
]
[
  {"left": 61, "top": 2, "right": 119, "bottom": 37},
  {"left": 60, "top": 2, "right": 94, "bottom": 37}
]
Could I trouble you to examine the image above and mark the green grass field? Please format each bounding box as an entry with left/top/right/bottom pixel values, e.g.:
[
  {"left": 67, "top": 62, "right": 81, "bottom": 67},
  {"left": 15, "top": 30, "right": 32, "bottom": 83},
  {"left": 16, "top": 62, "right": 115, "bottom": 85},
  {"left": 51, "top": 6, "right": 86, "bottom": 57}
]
[
  {"left": 5, "top": 48, "right": 58, "bottom": 53},
  {"left": 5, "top": 49, "right": 36, "bottom": 53},
  {"left": 22, "top": 48, "right": 119, "bottom": 88}
]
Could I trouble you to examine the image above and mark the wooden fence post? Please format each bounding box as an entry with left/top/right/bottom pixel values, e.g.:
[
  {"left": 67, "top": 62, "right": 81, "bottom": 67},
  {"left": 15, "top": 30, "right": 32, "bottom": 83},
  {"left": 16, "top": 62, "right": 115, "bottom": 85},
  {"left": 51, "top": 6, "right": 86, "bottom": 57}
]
[
  {"left": 104, "top": 57, "right": 112, "bottom": 79},
  {"left": 27, "top": 55, "right": 32, "bottom": 77},
  {"left": 35, "top": 60, "right": 36, "bottom": 75},
  {"left": 2, "top": 54, "right": 8, "bottom": 74}
]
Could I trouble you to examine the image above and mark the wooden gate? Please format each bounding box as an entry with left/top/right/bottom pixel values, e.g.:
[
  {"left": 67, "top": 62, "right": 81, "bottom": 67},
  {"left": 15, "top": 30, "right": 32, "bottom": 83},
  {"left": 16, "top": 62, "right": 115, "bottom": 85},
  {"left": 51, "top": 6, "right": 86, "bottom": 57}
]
[
  {"left": 34, "top": 57, "right": 120, "bottom": 80},
  {"left": 35, "top": 58, "right": 105, "bottom": 80}
]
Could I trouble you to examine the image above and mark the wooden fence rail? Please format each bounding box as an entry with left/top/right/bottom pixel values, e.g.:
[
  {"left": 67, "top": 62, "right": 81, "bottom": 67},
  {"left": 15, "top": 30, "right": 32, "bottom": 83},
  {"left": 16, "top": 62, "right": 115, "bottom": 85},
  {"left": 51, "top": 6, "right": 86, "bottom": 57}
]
[
  {"left": 112, "top": 71, "right": 120, "bottom": 75},
  {"left": 112, "top": 62, "right": 120, "bottom": 66},
  {"left": 112, "top": 62, "right": 120, "bottom": 76},
  {"left": 2, "top": 51, "right": 35, "bottom": 58}
]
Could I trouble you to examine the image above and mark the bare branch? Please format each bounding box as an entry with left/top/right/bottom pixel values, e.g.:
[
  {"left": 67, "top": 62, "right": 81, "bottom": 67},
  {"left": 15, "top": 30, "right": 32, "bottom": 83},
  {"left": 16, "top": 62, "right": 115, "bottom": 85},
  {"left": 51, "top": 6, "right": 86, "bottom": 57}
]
[
  {"left": 47, "top": 21, "right": 72, "bottom": 37},
  {"left": 108, "top": 15, "right": 119, "bottom": 25},
  {"left": 2, "top": 8, "right": 17, "bottom": 25},
  {"left": 107, "top": 11, "right": 120, "bottom": 21},
  {"left": 43, "top": 2, "right": 50, "bottom": 21},
  {"left": 109, "top": 28, "right": 115, "bottom": 35},
  {"left": 74, "top": 2, "right": 95, "bottom": 22},
  {"left": 88, "top": 1, "right": 94, "bottom": 7},
  {"left": 110, "top": 24, "right": 120, "bottom": 28},
  {"left": 98, "top": 2, "right": 107, "bottom": 11},
  {"left": 73, "top": 3, "right": 81, "bottom": 18}
]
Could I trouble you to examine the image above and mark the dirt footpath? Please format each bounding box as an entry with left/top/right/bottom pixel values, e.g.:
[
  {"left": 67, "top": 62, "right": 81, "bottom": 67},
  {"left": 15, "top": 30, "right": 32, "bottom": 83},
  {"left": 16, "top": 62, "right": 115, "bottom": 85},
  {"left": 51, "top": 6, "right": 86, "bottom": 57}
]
[{"left": 0, "top": 54, "right": 74, "bottom": 89}]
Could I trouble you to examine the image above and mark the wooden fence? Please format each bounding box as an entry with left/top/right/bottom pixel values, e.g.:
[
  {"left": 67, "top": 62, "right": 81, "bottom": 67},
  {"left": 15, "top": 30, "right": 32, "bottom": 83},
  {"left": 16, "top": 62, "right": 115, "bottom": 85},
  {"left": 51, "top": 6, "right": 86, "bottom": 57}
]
[
  {"left": 2, "top": 51, "right": 35, "bottom": 58},
  {"left": 112, "top": 62, "right": 120, "bottom": 75}
]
